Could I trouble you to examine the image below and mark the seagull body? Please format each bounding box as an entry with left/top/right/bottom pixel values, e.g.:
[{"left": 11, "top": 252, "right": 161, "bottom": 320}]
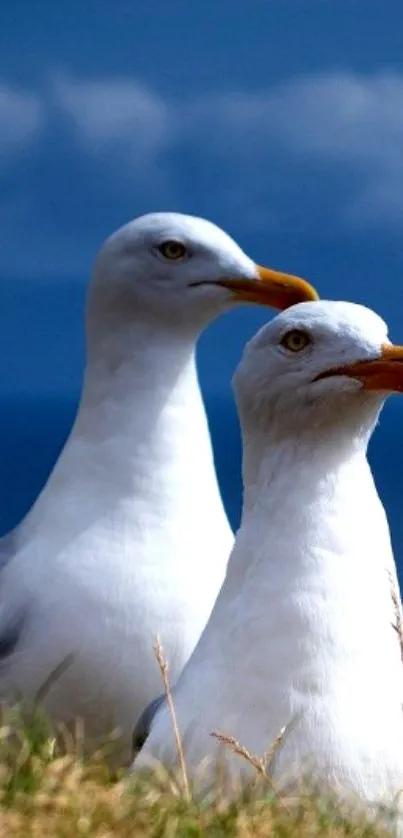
[
  {"left": 0, "top": 213, "right": 316, "bottom": 758},
  {"left": 134, "top": 301, "right": 403, "bottom": 808}
]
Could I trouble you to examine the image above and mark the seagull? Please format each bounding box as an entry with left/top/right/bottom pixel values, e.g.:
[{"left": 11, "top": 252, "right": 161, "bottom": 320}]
[
  {"left": 133, "top": 300, "right": 403, "bottom": 810},
  {"left": 0, "top": 212, "right": 317, "bottom": 761}
]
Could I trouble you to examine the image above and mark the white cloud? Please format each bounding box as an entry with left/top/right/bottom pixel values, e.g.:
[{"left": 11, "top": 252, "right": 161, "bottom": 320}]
[
  {"left": 0, "top": 68, "right": 403, "bottom": 277},
  {"left": 223, "top": 72, "right": 403, "bottom": 164},
  {"left": 52, "top": 75, "right": 170, "bottom": 162},
  {"left": 20, "top": 69, "right": 403, "bottom": 228},
  {"left": 172, "top": 72, "right": 403, "bottom": 226},
  {"left": 3, "top": 70, "right": 403, "bottom": 193},
  {"left": 190, "top": 72, "right": 403, "bottom": 226},
  {"left": 0, "top": 85, "right": 45, "bottom": 154}
]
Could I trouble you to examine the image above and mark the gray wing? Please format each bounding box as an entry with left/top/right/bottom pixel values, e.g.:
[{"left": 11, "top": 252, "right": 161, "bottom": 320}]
[
  {"left": 132, "top": 694, "right": 165, "bottom": 757},
  {"left": 0, "top": 529, "right": 28, "bottom": 663}
]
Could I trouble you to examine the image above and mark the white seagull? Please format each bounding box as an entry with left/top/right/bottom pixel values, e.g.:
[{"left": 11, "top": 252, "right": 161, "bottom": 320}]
[
  {"left": 133, "top": 300, "right": 403, "bottom": 809},
  {"left": 0, "top": 212, "right": 317, "bottom": 761}
]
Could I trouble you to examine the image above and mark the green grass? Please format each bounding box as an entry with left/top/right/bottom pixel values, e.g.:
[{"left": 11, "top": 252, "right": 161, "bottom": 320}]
[{"left": 0, "top": 705, "right": 397, "bottom": 838}]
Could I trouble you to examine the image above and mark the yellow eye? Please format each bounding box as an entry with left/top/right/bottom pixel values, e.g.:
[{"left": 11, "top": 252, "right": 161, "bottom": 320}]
[
  {"left": 280, "top": 329, "right": 311, "bottom": 352},
  {"left": 158, "top": 240, "right": 187, "bottom": 260}
]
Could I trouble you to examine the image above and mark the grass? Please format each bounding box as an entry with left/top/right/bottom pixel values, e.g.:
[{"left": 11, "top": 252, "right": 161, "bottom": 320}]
[
  {"left": 0, "top": 711, "right": 394, "bottom": 838},
  {"left": 0, "top": 705, "right": 397, "bottom": 838},
  {"left": 0, "top": 642, "right": 397, "bottom": 837}
]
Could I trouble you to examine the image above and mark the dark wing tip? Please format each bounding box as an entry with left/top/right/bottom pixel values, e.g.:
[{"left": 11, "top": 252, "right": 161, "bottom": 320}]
[{"left": 131, "top": 693, "right": 165, "bottom": 758}]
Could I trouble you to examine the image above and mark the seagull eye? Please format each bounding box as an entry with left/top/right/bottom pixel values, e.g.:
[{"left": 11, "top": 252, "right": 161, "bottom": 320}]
[
  {"left": 280, "top": 329, "right": 311, "bottom": 353},
  {"left": 158, "top": 240, "right": 188, "bottom": 260}
]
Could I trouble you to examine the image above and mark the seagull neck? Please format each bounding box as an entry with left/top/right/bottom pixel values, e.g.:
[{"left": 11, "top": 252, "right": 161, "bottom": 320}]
[
  {"left": 57, "top": 319, "right": 207, "bottom": 494},
  {"left": 218, "top": 411, "right": 385, "bottom": 601},
  {"left": 17, "top": 318, "right": 229, "bottom": 558},
  {"left": 78, "top": 321, "right": 199, "bottom": 425},
  {"left": 241, "top": 413, "right": 376, "bottom": 516}
]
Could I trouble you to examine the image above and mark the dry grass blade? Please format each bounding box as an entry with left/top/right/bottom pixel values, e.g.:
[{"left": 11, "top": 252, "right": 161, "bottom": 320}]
[
  {"left": 262, "top": 715, "right": 300, "bottom": 777},
  {"left": 153, "top": 636, "right": 191, "bottom": 802},
  {"left": 388, "top": 569, "right": 403, "bottom": 664},
  {"left": 211, "top": 727, "right": 292, "bottom": 812}
]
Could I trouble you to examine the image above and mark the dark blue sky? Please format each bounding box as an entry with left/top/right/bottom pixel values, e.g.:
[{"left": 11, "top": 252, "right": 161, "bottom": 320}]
[{"left": 1, "top": 0, "right": 403, "bottom": 571}]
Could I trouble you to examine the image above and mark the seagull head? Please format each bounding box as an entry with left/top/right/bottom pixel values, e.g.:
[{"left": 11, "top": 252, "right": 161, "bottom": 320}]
[
  {"left": 234, "top": 300, "right": 403, "bottom": 438},
  {"left": 89, "top": 212, "right": 318, "bottom": 332}
]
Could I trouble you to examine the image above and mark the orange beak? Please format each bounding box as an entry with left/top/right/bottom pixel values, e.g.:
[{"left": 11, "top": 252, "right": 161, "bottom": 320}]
[
  {"left": 316, "top": 344, "right": 403, "bottom": 393},
  {"left": 217, "top": 265, "right": 319, "bottom": 310}
]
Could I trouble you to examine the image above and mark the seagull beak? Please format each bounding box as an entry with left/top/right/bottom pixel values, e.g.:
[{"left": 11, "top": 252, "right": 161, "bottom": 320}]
[
  {"left": 317, "top": 344, "right": 403, "bottom": 393},
  {"left": 217, "top": 266, "right": 319, "bottom": 310}
]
